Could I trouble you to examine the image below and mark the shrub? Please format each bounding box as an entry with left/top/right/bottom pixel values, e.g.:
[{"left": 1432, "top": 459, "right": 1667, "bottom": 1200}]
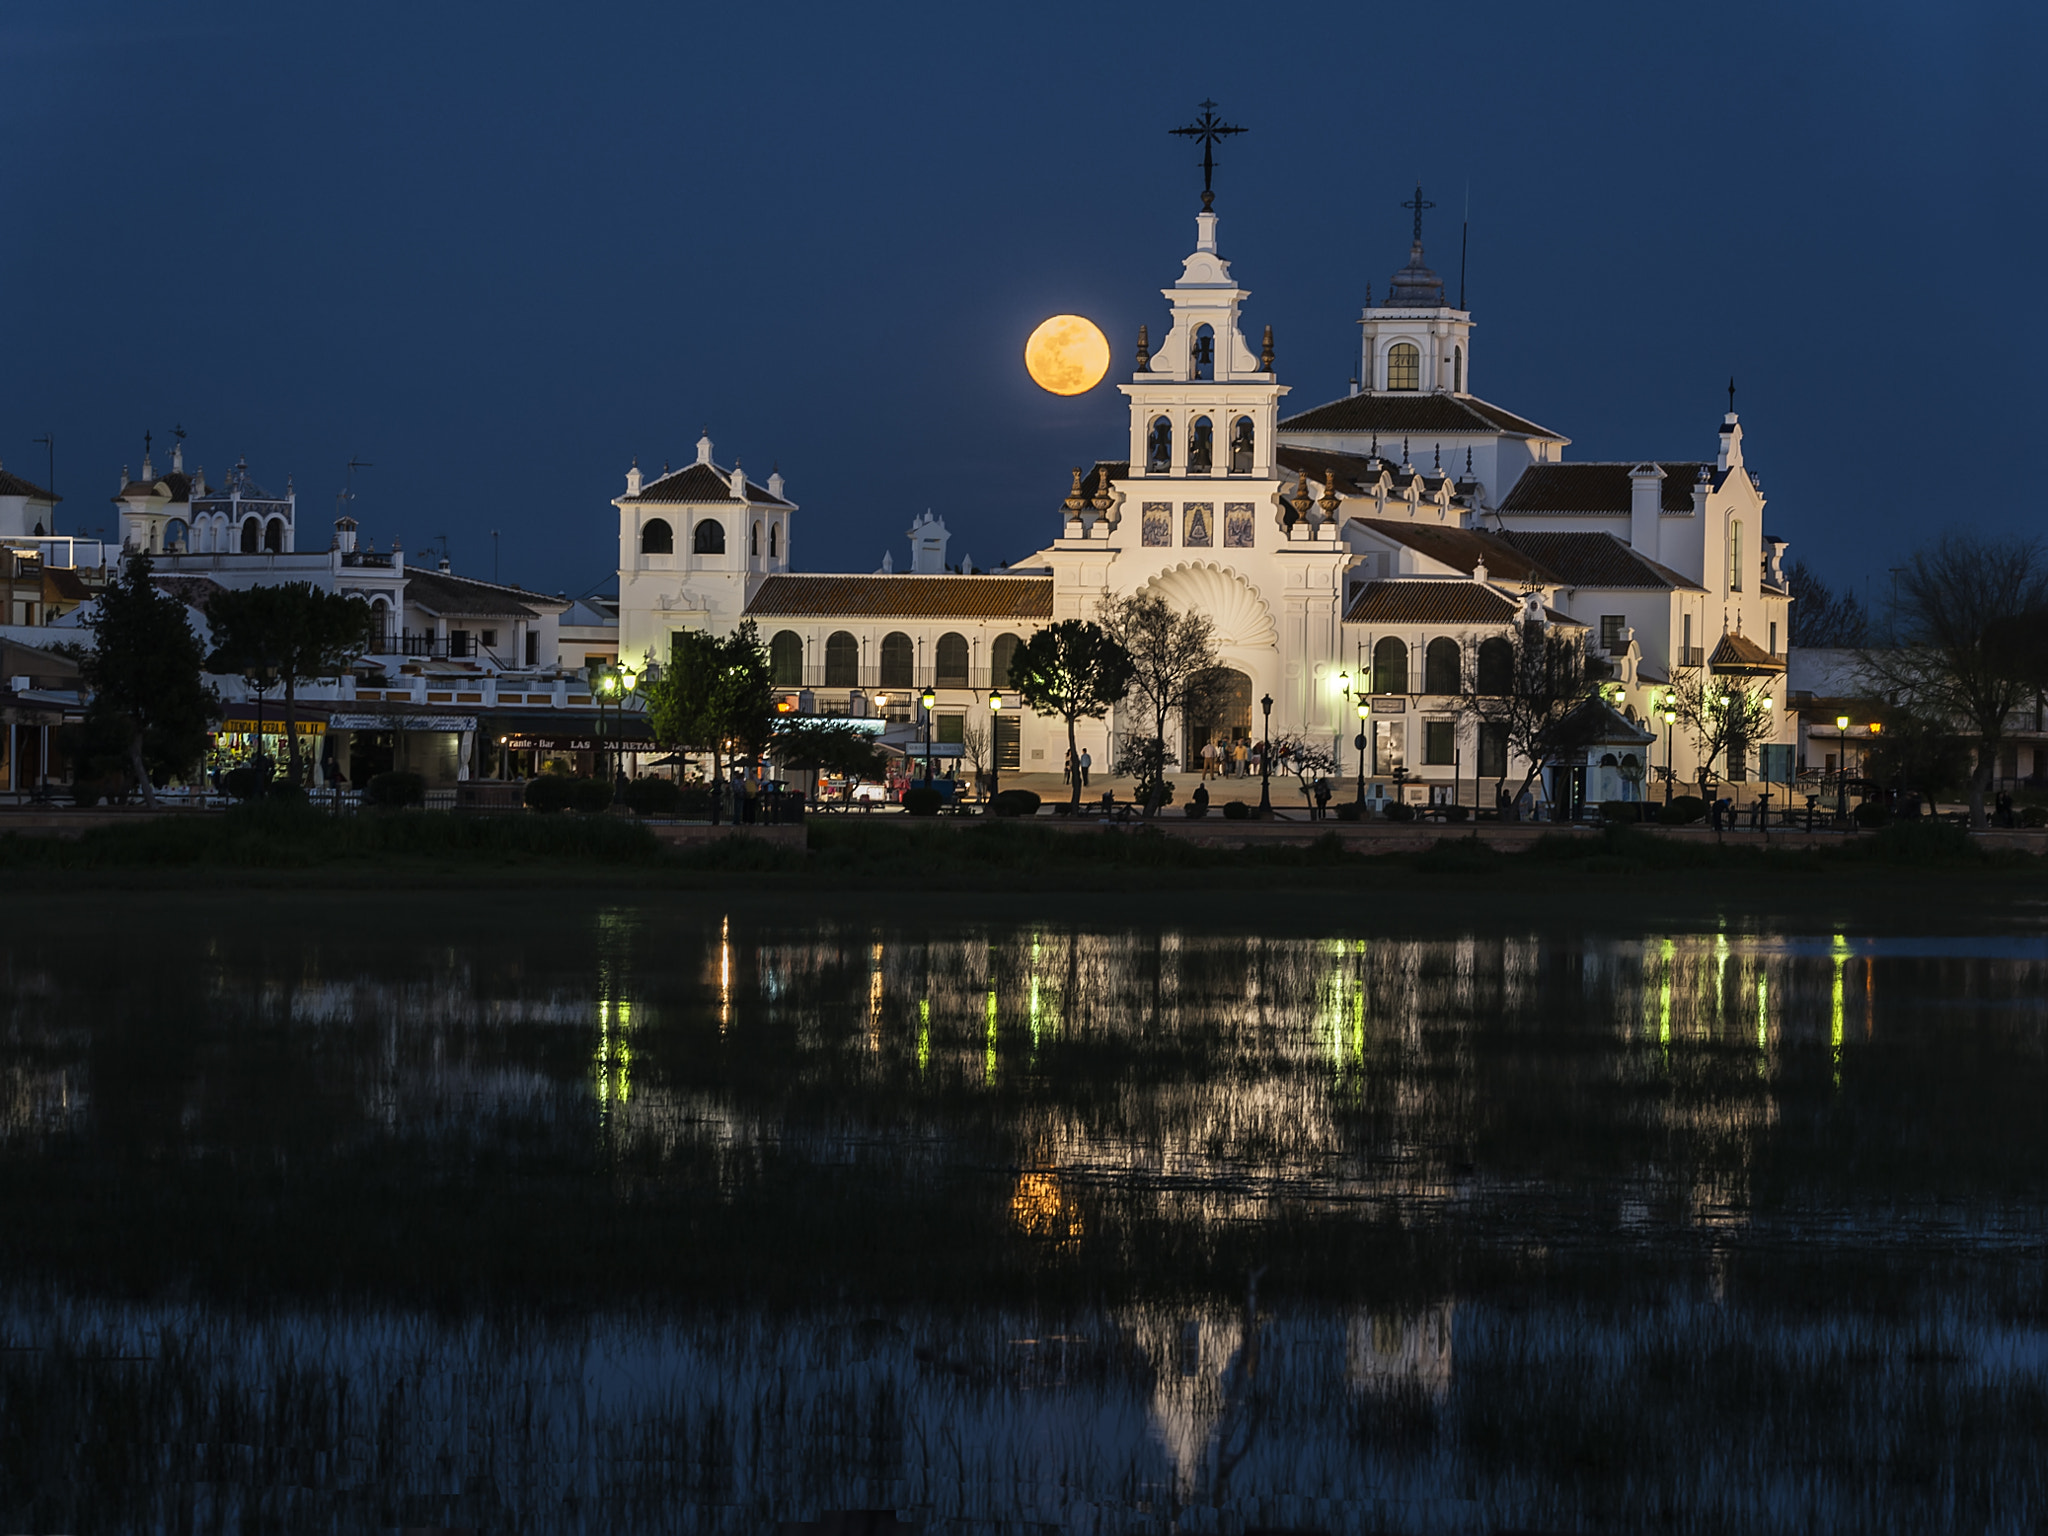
[
  {"left": 364, "top": 770, "right": 426, "bottom": 809},
  {"left": 567, "top": 777, "right": 614, "bottom": 814},
  {"left": 620, "top": 777, "right": 681, "bottom": 816},
  {"left": 2020, "top": 804, "right": 2048, "bottom": 829},
  {"left": 1332, "top": 801, "right": 1365, "bottom": 822},
  {"left": 902, "top": 786, "right": 943, "bottom": 817},
  {"left": 1442, "top": 804, "right": 1470, "bottom": 823},
  {"left": 1051, "top": 801, "right": 1076, "bottom": 815},
  {"left": 524, "top": 775, "right": 574, "bottom": 814},
  {"left": 71, "top": 775, "right": 128, "bottom": 808},
  {"left": 1182, "top": 803, "right": 1208, "bottom": 818},
  {"left": 1598, "top": 800, "right": 1645, "bottom": 824},
  {"left": 1661, "top": 795, "right": 1706, "bottom": 825},
  {"left": 676, "top": 783, "right": 715, "bottom": 818},
  {"left": 1384, "top": 801, "right": 1416, "bottom": 822},
  {"left": 1854, "top": 798, "right": 1892, "bottom": 827},
  {"left": 221, "top": 766, "right": 269, "bottom": 802},
  {"left": 1221, "top": 800, "right": 1250, "bottom": 820},
  {"left": 990, "top": 788, "right": 1041, "bottom": 818}
]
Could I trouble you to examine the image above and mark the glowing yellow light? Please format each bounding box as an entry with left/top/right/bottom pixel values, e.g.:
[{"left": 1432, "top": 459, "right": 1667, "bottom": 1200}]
[
  {"left": 989, "top": 691, "right": 1002, "bottom": 712},
  {"left": 1836, "top": 715, "right": 1850, "bottom": 731},
  {"left": 1023, "top": 314, "right": 1111, "bottom": 396}
]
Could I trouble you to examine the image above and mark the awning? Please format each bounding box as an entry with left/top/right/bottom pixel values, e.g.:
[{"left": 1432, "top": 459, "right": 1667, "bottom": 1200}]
[{"left": 218, "top": 718, "right": 326, "bottom": 735}]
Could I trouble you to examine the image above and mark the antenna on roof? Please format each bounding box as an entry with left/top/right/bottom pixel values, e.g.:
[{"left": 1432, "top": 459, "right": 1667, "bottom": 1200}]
[{"left": 1459, "top": 183, "right": 1469, "bottom": 310}]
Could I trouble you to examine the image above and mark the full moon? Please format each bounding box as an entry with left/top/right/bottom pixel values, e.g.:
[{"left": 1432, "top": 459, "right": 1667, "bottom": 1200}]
[{"left": 1024, "top": 314, "right": 1111, "bottom": 396}]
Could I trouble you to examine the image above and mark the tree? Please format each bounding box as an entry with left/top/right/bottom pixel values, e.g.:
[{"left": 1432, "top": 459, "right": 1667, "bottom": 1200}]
[
  {"left": 1458, "top": 609, "right": 1602, "bottom": 805},
  {"left": 1006, "top": 619, "right": 1134, "bottom": 809},
  {"left": 205, "top": 582, "right": 374, "bottom": 786},
  {"left": 1659, "top": 670, "right": 1776, "bottom": 800},
  {"left": 83, "top": 552, "right": 218, "bottom": 808},
  {"left": 958, "top": 712, "right": 991, "bottom": 792},
  {"left": 1099, "top": 593, "right": 1224, "bottom": 815},
  {"left": 1863, "top": 533, "right": 2048, "bottom": 828},
  {"left": 1784, "top": 558, "right": 1870, "bottom": 648},
  {"left": 771, "top": 718, "right": 888, "bottom": 805},
  {"left": 644, "top": 621, "right": 777, "bottom": 789},
  {"left": 1266, "top": 733, "right": 1336, "bottom": 812},
  {"left": 1862, "top": 705, "right": 1972, "bottom": 809}
]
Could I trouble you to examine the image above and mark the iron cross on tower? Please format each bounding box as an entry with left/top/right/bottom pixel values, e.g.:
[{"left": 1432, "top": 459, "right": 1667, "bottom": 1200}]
[
  {"left": 1403, "top": 183, "right": 1435, "bottom": 245},
  {"left": 1171, "top": 100, "right": 1246, "bottom": 211}
]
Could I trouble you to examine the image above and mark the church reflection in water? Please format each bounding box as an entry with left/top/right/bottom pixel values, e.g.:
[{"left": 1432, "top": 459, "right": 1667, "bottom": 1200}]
[{"left": 2, "top": 908, "right": 2044, "bottom": 1534}]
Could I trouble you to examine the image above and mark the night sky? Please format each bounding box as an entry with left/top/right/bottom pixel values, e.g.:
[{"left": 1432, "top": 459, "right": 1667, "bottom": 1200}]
[{"left": 4, "top": 2, "right": 2038, "bottom": 609}]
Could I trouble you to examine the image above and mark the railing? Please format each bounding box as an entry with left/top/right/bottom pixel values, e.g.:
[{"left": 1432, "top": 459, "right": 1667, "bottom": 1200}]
[{"left": 1678, "top": 647, "right": 1705, "bottom": 667}]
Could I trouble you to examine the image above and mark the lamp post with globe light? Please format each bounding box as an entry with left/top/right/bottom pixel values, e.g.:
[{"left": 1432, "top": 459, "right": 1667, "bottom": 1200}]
[
  {"left": 1662, "top": 703, "right": 1678, "bottom": 806},
  {"left": 1836, "top": 714, "right": 1852, "bottom": 824},
  {"left": 988, "top": 690, "right": 1003, "bottom": 805},
  {"left": 1336, "top": 669, "right": 1351, "bottom": 779},
  {"left": 1259, "top": 693, "right": 1273, "bottom": 815},
  {"left": 920, "top": 686, "right": 936, "bottom": 787}
]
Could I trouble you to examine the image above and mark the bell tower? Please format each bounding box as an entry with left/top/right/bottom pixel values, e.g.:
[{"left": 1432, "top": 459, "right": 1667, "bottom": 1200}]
[
  {"left": 1120, "top": 100, "right": 1287, "bottom": 480},
  {"left": 1357, "top": 184, "right": 1474, "bottom": 397}
]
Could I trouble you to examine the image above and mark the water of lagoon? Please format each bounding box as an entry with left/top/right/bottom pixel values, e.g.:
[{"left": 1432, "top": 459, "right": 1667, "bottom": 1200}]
[{"left": 2, "top": 894, "right": 2044, "bottom": 1534}]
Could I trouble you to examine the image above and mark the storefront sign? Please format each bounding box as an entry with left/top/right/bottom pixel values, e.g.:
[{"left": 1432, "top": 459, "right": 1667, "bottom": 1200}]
[
  {"left": 329, "top": 714, "right": 477, "bottom": 731},
  {"left": 503, "top": 735, "right": 598, "bottom": 751}
]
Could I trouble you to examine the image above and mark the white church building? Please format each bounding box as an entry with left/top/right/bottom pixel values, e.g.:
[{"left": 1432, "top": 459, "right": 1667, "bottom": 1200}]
[{"left": 612, "top": 179, "right": 1796, "bottom": 807}]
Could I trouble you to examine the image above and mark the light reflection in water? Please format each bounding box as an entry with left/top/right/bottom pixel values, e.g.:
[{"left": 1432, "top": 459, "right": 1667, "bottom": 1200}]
[{"left": 5, "top": 914, "right": 2046, "bottom": 1533}]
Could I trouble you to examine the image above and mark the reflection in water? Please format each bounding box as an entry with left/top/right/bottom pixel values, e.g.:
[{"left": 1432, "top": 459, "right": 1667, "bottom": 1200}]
[{"left": 1, "top": 910, "right": 2044, "bottom": 1533}]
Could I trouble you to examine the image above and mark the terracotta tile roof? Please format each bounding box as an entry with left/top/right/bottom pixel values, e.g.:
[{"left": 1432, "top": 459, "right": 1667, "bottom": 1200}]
[
  {"left": 746, "top": 575, "right": 1053, "bottom": 621},
  {"left": 403, "top": 569, "right": 550, "bottom": 620},
  {"left": 1279, "top": 392, "right": 1564, "bottom": 441},
  {"left": 1708, "top": 631, "right": 1785, "bottom": 672},
  {"left": 633, "top": 461, "right": 789, "bottom": 506},
  {"left": 1353, "top": 518, "right": 1553, "bottom": 583},
  {"left": 0, "top": 468, "right": 59, "bottom": 502},
  {"left": 1342, "top": 580, "right": 1580, "bottom": 627},
  {"left": 1491, "top": 530, "right": 1705, "bottom": 591},
  {"left": 40, "top": 567, "right": 90, "bottom": 604},
  {"left": 1498, "top": 462, "right": 1703, "bottom": 514}
]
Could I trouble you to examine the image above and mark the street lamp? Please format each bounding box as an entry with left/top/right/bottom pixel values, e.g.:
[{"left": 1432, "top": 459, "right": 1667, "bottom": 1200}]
[
  {"left": 619, "top": 665, "right": 637, "bottom": 783},
  {"left": 920, "top": 686, "right": 936, "bottom": 786},
  {"left": 1662, "top": 705, "right": 1678, "bottom": 805},
  {"left": 1838, "top": 710, "right": 1857, "bottom": 825},
  {"left": 1354, "top": 699, "right": 1369, "bottom": 805},
  {"left": 1336, "top": 669, "right": 1351, "bottom": 778},
  {"left": 1259, "top": 692, "right": 1273, "bottom": 815},
  {"left": 987, "top": 689, "right": 1003, "bottom": 804}
]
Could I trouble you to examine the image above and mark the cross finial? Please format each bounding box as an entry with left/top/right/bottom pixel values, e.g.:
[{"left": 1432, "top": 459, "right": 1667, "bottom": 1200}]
[
  {"left": 1727, "top": 375, "right": 1736, "bottom": 414},
  {"left": 1402, "top": 182, "right": 1435, "bottom": 245},
  {"left": 1170, "top": 99, "right": 1246, "bottom": 212}
]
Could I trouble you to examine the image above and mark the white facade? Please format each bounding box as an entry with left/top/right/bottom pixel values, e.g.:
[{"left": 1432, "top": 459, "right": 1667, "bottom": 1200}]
[{"left": 613, "top": 195, "right": 1800, "bottom": 800}]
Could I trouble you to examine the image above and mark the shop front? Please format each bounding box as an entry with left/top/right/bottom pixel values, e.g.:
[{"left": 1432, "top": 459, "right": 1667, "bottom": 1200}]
[{"left": 327, "top": 711, "right": 480, "bottom": 787}]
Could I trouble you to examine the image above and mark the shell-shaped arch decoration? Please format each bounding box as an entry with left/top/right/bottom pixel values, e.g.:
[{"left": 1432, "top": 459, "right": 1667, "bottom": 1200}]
[{"left": 1135, "top": 561, "right": 1278, "bottom": 650}]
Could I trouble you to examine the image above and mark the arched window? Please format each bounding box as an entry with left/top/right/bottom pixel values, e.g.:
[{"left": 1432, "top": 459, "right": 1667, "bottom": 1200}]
[
  {"left": 1147, "top": 416, "right": 1173, "bottom": 473},
  {"left": 640, "top": 518, "right": 673, "bottom": 555},
  {"left": 770, "top": 629, "right": 804, "bottom": 685},
  {"left": 1188, "top": 416, "right": 1214, "bottom": 474},
  {"left": 935, "top": 631, "right": 969, "bottom": 687},
  {"left": 1424, "top": 637, "right": 1461, "bottom": 694},
  {"left": 1372, "top": 636, "right": 1409, "bottom": 695},
  {"left": 824, "top": 630, "right": 859, "bottom": 687},
  {"left": 751, "top": 522, "right": 761, "bottom": 557},
  {"left": 1729, "top": 519, "right": 1743, "bottom": 591},
  {"left": 164, "top": 519, "right": 188, "bottom": 552},
  {"left": 369, "top": 599, "right": 391, "bottom": 649},
  {"left": 1476, "top": 636, "right": 1514, "bottom": 696},
  {"left": 1229, "top": 416, "right": 1254, "bottom": 474},
  {"left": 1387, "top": 343, "right": 1420, "bottom": 391},
  {"left": 264, "top": 518, "right": 285, "bottom": 552},
  {"left": 990, "top": 631, "right": 1022, "bottom": 690},
  {"left": 768, "top": 523, "right": 779, "bottom": 558},
  {"left": 1453, "top": 347, "right": 1463, "bottom": 394},
  {"left": 241, "top": 519, "right": 260, "bottom": 553},
  {"left": 1192, "top": 323, "right": 1215, "bottom": 381},
  {"left": 694, "top": 519, "right": 726, "bottom": 555},
  {"left": 879, "top": 631, "right": 914, "bottom": 689}
]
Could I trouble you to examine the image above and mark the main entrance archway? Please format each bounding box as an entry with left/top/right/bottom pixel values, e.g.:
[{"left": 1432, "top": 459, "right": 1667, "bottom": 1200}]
[{"left": 1184, "top": 667, "right": 1253, "bottom": 769}]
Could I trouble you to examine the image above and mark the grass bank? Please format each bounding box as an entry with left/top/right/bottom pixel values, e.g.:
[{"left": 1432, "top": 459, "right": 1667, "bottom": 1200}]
[{"left": 0, "top": 803, "right": 2038, "bottom": 891}]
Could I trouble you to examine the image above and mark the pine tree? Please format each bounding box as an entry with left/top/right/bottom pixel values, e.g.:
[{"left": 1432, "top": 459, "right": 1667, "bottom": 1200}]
[{"left": 84, "top": 552, "right": 218, "bottom": 807}]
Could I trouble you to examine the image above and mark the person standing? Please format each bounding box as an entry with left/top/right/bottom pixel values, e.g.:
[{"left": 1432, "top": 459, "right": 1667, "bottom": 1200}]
[
  {"left": 1201, "top": 739, "right": 1218, "bottom": 779},
  {"left": 1078, "top": 747, "right": 1091, "bottom": 787},
  {"left": 1314, "top": 776, "right": 1332, "bottom": 821}
]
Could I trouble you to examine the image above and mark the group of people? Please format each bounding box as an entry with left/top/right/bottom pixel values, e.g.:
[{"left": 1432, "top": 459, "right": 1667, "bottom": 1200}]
[
  {"left": 1060, "top": 747, "right": 1094, "bottom": 787},
  {"left": 1199, "top": 736, "right": 1256, "bottom": 779}
]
